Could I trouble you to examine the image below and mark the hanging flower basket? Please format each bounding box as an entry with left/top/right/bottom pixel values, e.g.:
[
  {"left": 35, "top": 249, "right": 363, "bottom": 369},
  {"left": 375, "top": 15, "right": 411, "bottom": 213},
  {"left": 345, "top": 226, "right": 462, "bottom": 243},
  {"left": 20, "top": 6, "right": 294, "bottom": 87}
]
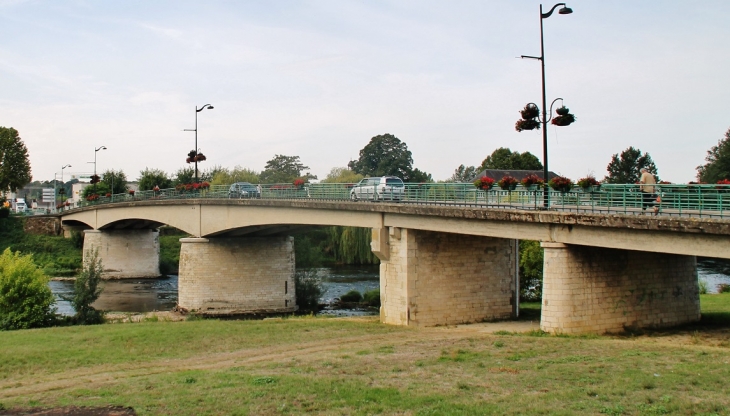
[
  {"left": 473, "top": 176, "right": 495, "bottom": 191},
  {"left": 551, "top": 107, "right": 576, "bottom": 126},
  {"left": 194, "top": 153, "right": 207, "bottom": 162},
  {"left": 90, "top": 174, "right": 101, "bottom": 184},
  {"left": 515, "top": 119, "right": 540, "bottom": 132},
  {"left": 520, "top": 103, "right": 540, "bottom": 120},
  {"left": 576, "top": 176, "right": 600, "bottom": 191},
  {"left": 498, "top": 176, "right": 519, "bottom": 191},
  {"left": 153, "top": 186, "right": 160, "bottom": 192},
  {"left": 521, "top": 174, "right": 544, "bottom": 190},
  {"left": 548, "top": 176, "right": 574, "bottom": 193},
  {"left": 293, "top": 178, "right": 305, "bottom": 189}
]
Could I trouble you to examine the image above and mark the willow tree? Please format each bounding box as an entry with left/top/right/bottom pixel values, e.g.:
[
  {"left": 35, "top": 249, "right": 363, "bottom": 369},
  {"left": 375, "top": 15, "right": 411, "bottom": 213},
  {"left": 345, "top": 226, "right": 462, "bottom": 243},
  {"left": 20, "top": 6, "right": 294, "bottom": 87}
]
[{"left": 327, "top": 227, "right": 378, "bottom": 265}]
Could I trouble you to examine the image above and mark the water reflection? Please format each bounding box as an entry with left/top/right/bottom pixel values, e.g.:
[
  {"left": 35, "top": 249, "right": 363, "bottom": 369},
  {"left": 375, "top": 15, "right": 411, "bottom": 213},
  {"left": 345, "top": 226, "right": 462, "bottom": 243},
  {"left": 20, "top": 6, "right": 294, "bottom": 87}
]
[
  {"left": 49, "top": 260, "right": 729, "bottom": 315},
  {"left": 50, "top": 266, "right": 380, "bottom": 316},
  {"left": 50, "top": 276, "right": 178, "bottom": 316}
]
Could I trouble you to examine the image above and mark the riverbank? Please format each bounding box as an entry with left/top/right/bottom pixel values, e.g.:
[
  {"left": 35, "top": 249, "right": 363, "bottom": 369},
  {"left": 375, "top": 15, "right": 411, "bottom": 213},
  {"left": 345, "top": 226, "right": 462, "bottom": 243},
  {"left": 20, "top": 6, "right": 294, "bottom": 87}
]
[{"left": 1, "top": 294, "right": 728, "bottom": 415}]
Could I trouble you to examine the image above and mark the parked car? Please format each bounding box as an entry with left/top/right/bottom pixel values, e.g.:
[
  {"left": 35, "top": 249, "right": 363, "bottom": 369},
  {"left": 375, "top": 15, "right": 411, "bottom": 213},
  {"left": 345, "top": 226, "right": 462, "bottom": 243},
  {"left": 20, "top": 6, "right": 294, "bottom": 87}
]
[
  {"left": 228, "top": 182, "right": 261, "bottom": 198},
  {"left": 350, "top": 176, "right": 405, "bottom": 201}
]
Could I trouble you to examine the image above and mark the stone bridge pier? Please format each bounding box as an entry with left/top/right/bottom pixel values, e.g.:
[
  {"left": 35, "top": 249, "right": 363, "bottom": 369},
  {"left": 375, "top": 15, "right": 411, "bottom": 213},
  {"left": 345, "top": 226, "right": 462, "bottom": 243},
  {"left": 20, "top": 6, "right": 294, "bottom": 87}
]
[
  {"left": 83, "top": 230, "right": 160, "bottom": 278},
  {"left": 177, "top": 236, "right": 297, "bottom": 315},
  {"left": 372, "top": 227, "right": 518, "bottom": 327},
  {"left": 540, "top": 243, "right": 700, "bottom": 334}
]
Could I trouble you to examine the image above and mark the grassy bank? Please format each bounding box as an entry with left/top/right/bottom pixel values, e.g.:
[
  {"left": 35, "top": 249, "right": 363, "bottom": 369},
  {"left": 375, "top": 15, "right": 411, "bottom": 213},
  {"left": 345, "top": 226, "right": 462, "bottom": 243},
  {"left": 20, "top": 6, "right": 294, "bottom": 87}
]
[
  {"left": 0, "top": 294, "right": 728, "bottom": 415},
  {"left": 0, "top": 217, "right": 81, "bottom": 276}
]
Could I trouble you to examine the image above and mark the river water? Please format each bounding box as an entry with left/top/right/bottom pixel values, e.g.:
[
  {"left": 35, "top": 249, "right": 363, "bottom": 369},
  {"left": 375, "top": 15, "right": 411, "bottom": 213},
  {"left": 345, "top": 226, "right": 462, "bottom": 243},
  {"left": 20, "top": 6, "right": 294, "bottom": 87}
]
[
  {"left": 50, "top": 260, "right": 730, "bottom": 316},
  {"left": 50, "top": 265, "right": 380, "bottom": 316}
]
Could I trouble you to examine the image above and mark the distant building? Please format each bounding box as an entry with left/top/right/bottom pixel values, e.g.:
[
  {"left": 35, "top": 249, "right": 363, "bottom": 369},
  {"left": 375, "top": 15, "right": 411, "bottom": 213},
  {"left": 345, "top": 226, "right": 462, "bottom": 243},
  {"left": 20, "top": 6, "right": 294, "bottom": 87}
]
[{"left": 471, "top": 169, "right": 559, "bottom": 182}]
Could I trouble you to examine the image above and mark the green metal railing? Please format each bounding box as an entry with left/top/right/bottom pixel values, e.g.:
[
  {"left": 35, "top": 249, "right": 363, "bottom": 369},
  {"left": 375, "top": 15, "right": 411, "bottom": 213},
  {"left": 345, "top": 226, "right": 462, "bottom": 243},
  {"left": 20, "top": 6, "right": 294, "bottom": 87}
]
[{"left": 68, "top": 183, "right": 730, "bottom": 219}]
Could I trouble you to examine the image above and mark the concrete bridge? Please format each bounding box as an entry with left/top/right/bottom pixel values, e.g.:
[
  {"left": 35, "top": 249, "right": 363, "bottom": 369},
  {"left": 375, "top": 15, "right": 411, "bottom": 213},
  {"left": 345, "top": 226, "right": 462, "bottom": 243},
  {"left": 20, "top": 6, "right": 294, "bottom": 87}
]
[{"left": 60, "top": 198, "right": 730, "bottom": 334}]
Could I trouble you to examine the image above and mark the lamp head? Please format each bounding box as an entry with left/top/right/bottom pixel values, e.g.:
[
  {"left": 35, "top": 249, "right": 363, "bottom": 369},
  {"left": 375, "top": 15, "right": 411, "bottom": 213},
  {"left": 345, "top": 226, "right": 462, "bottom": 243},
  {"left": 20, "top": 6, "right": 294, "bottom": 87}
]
[
  {"left": 559, "top": 6, "right": 572, "bottom": 14},
  {"left": 96, "top": 146, "right": 107, "bottom": 152}
]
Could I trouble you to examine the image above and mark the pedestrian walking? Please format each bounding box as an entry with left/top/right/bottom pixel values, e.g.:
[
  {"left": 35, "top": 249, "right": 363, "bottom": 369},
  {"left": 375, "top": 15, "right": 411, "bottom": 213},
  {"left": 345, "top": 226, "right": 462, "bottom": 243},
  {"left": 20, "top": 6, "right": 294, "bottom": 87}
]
[{"left": 639, "top": 167, "right": 658, "bottom": 215}]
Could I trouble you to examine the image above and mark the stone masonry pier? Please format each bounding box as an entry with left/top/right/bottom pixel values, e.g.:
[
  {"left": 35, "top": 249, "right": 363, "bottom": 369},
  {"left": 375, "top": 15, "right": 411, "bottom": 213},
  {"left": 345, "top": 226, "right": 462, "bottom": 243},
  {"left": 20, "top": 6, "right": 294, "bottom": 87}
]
[
  {"left": 372, "top": 228, "right": 517, "bottom": 327},
  {"left": 541, "top": 242, "right": 700, "bottom": 334},
  {"left": 178, "top": 236, "right": 296, "bottom": 315},
  {"left": 83, "top": 229, "right": 160, "bottom": 279}
]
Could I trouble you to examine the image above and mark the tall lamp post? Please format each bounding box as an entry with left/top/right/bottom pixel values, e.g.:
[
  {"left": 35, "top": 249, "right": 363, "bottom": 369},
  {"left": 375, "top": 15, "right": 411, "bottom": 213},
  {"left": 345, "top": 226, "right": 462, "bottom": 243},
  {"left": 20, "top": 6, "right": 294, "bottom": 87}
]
[
  {"left": 93, "top": 146, "right": 107, "bottom": 192},
  {"left": 54, "top": 164, "right": 72, "bottom": 212},
  {"left": 184, "top": 104, "right": 214, "bottom": 183},
  {"left": 60, "top": 164, "right": 71, "bottom": 204},
  {"left": 520, "top": 3, "right": 572, "bottom": 208}
]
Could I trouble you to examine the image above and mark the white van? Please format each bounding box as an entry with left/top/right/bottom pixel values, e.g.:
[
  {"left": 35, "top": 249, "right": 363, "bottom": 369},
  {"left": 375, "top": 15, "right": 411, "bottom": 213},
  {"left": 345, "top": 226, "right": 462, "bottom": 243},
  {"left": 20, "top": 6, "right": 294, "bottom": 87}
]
[{"left": 14, "top": 198, "right": 27, "bottom": 213}]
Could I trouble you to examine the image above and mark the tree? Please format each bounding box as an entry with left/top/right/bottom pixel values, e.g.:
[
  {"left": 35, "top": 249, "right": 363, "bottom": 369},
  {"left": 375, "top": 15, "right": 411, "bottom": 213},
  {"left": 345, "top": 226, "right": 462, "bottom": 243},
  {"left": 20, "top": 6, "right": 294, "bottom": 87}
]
[
  {"left": 211, "top": 166, "right": 261, "bottom": 186},
  {"left": 519, "top": 240, "right": 543, "bottom": 302},
  {"left": 0, "top": 127, "right": 32, "bottom": 193},
  {"left": 348, "top": 133, "right": 432, "bottom": 182},
  {"left": 67, "top": 249, "right": 104, "bottom": 325},
  {"left": 101, "top": 169, "right": 128, "bottom": 194},
  {"left": 321, "top": 167, "right": 363, "bottom": 184},
  {"left": 478, "top": 148, "right": 543, "bottom": 171},
  {"left": 259, "top": 155, "right": 317, "bottom": 183},
  {"left": 138, "top": 168, "right": 172, "bottom": 191},
  {"left": 604, "top": 146, "right": 658, "bottom": 184},
  {"left": 0, "top": 248, "right": 56, "bottom": 330},
  {"left": 173, "top": 167, "right": 195, "bottom": 186},
  {"left": 446, "top": 164, "right": 478, "bottom": 183},
  {"left": 697, "top": 127, "right": 730, "bottom": 183}
]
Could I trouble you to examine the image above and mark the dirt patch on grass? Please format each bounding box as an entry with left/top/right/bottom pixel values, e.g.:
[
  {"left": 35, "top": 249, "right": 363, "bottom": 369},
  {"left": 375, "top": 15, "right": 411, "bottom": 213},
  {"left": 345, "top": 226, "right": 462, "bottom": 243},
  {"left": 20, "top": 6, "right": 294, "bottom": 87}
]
[{"left": 0, "top": 406, "right": 136, "bottom": 415}]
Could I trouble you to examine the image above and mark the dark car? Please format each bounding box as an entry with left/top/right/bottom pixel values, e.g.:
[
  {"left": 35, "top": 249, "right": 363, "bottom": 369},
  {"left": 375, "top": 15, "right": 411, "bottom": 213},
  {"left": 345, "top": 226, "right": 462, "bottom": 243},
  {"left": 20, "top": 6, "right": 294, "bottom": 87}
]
[{"left": 228, "top": 182, "right": 261, "bottom": 198}]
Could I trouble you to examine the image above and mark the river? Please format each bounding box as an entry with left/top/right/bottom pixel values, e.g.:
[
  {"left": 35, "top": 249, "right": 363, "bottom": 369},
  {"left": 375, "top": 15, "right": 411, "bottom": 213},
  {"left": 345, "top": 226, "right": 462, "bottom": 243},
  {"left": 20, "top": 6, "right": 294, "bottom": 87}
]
[
  {"left": 49, "top": 260, "right": 730, "bottom": 316},
  {"left": 50, "top": 265, "right": 380, "bottom": 316}
]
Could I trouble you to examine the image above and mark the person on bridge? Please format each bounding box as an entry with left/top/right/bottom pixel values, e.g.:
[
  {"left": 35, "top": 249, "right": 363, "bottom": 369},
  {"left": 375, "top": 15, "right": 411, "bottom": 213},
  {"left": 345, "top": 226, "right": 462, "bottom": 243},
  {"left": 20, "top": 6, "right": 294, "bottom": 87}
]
[{"left": 639, "top": 167, "right": 658, "bottom": 215}]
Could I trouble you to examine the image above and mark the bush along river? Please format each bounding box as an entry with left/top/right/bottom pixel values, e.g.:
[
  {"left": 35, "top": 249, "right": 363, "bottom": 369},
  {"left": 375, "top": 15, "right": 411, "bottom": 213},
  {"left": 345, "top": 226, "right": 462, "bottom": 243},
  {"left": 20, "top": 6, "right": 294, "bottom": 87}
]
[
  {"left": 50, "top": 259, "right": 730, "bottom": 316},
  {"left": 51, "top": 265, "right": 380, "bottom": 316}
]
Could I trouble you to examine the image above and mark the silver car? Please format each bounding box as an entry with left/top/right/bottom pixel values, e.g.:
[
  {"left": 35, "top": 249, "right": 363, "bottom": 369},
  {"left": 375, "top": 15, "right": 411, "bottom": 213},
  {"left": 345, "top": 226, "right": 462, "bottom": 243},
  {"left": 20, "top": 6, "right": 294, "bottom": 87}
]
[{"left": 350, "top": 176, "right": 405, "bottom": 201}]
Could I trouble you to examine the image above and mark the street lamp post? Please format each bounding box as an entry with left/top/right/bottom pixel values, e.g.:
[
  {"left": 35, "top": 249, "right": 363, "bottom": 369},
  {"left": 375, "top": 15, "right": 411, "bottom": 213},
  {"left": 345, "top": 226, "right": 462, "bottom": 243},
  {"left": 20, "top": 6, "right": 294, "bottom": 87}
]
[
  {"left": 184, "top": 104, "right": 214, "bottom": 183},
  {"left": 93, "top": 146, "right": 107, "bottom": 192},
  {"left": 521, "top": 3, "right": 572, "bottom": 208},
  {"left": 54, "top": 164, "right": 72, "bottom": 212}
]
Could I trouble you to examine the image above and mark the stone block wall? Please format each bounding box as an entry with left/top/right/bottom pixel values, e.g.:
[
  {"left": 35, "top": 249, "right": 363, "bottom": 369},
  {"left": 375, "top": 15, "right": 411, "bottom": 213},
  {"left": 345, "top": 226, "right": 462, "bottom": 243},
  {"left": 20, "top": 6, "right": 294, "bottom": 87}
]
[
  {"left": 24, "top": 216, "right": 61, "bottom": 236},
  {"left": 541, "top": 242, "right": 700, "bottom": 334},
  {"left": 380, "top": 228, "right": 516, "bottom": 327},
  {"left": 178, "top": 236, "right": 296, "bottom": 314},
  {"left": 83, "top": 229, "right": 160, "bottom": 279}
]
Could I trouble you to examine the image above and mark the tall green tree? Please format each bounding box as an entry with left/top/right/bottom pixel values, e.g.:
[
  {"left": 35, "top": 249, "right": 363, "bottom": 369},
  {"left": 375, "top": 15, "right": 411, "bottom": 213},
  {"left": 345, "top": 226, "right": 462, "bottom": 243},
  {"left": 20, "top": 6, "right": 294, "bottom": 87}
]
[
  {"left": 697, "top": 127, "right": 730, "bottom": 183},
  {"left": 138, "top": 168, "right": 172, "bottom": 191},
  {"left": 604, "top": 146, "right": 658, "bottom": 184},
  {"left": 478, "top": 148, "right": 543, "bottom": 171},
  {"left": 101, "top": 169, "right": 128, "bottom": 194},
  {"left": 173, "top": 167, "right": 195, "bottom": 186},
  {"left": 0, "top": 127, "right": 32, "bottom": 193},
  {"left": 260, "top": 155, "right": 316, "bottom": 183},
  {"left": 68, "top": 249, "right": 104, "bottom": 325},
  {"left": 348, "top": 133, "right": 432, "bottom": 182},
  {"left": 446, "top": 164, "right": 478, "bottom": 182}
]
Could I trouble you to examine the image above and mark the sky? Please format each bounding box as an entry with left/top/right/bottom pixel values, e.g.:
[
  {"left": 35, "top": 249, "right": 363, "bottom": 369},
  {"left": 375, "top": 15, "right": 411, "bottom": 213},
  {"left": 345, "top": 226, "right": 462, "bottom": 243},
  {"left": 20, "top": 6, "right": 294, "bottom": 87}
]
[{"left": 2, "top": 0, "right": 729, "bottom": 184}]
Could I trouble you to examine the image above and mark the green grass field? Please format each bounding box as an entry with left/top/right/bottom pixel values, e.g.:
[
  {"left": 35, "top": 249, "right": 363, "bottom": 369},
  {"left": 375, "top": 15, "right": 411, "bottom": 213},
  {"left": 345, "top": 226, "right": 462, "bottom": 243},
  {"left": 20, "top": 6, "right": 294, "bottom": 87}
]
[{"left": 0, "top": 295, "right": 728, "bottom": 415}]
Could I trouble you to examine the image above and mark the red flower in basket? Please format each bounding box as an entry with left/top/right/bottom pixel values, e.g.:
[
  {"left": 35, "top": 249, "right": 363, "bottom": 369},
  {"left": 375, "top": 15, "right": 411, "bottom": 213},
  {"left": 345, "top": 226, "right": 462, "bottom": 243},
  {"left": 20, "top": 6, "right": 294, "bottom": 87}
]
[
  {"left": 200, "top": 181, "right": 210, "bottom": 189},
  {"left": 473, "top": 176, "right": 495, "bottom": 190}
]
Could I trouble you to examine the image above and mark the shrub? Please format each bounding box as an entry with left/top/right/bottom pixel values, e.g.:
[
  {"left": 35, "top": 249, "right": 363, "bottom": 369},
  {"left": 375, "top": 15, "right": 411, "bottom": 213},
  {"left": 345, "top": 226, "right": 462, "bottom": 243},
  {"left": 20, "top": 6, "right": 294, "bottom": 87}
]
[
  {"left": 698, "top": 279, "right": 708, "bottom": 295},
  {"left": 295, "top": 270, "right": 323, "bottom": 313},
  {"left": 0, "top": 207, "right": 9, "bottom": 219},
  {"left": 0, "top": 248, "right": 56, "bottom": 330},
  {"left": 718, "top": 284, "right": 730, "bottom": 293},
  {"left": 66, "top": 249, "right": 105, "bottom": 325},
  {"left": 70, "top": 231, "right": 84, "bottom": 249},
  {"left": 340, "top": 290, "right": 363, "bottom": 303},
  {"left": 363, "top": 289, "right": 380, "bottom": 307}
]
